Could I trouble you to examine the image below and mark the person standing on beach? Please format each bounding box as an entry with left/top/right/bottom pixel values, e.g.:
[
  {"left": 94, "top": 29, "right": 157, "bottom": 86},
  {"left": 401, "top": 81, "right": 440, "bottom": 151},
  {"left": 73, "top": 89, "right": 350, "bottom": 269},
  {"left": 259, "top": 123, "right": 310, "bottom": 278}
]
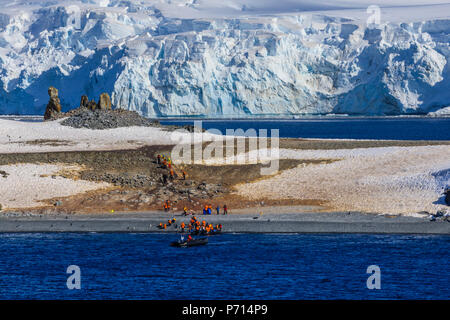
[
  {"left": 223, "top": 204, "right": 228, "bottom": 215},
  {"left": 164, "top": 200, "right": 171, "bottom": 212},
  {"left": 216, "top": 206, "right": 220, "bottom": 215}
]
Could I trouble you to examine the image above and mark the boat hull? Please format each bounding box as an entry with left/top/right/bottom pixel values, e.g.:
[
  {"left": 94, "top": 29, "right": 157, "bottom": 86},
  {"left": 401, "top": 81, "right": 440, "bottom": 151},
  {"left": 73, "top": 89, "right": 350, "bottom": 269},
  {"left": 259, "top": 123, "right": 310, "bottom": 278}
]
[{"left": 170, "top": 238, "right": 208, "bottom": 247}]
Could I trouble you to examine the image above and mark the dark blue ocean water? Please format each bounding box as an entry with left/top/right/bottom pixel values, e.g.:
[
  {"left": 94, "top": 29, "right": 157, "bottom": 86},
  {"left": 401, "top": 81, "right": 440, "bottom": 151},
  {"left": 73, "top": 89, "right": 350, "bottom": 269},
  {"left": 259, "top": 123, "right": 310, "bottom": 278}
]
[
  {"left": 160, "top": 118, "right": 450, "bottom": 140},
  {"left": 0, "top": 233, "right": 449, "bottom": 300}
]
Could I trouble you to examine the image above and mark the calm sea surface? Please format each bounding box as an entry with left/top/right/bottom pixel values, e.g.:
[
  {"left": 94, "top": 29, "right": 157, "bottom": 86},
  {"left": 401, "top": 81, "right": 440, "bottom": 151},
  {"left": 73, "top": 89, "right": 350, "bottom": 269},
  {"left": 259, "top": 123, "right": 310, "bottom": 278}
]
[
  {"left": 0, "top": 233, "right": 449, "bottom": 300},
  {"left": 160, "top": 118, "right": 450, "bottom": 140},
  {"left": 3, "top": 116, "right": 449, "bottom": 140}
]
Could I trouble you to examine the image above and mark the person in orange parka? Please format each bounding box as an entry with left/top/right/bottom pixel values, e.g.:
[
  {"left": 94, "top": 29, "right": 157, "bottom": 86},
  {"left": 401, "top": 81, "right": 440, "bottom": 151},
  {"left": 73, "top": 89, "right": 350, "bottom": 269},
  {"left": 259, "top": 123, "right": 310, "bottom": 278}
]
[{"left": 164, "top": 200, "right": 171, "bottom": 212}]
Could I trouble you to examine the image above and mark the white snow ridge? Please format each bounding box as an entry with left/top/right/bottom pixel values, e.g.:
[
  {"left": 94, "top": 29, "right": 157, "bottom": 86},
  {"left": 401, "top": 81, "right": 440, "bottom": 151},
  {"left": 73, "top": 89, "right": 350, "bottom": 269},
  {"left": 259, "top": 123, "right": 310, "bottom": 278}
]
[{"left": 0, "top": 0, "right": 449, "bottom": 117}]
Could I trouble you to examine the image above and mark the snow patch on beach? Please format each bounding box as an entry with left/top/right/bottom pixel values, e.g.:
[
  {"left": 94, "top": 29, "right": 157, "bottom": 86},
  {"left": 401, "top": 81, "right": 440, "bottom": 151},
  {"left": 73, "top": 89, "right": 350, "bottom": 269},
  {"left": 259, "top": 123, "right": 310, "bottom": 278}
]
[
  {"left": 0, "top": 163, "right": 110, "bottom": 209},
  {"left": 0, "top": 118, "right": 217, "bottom": 153},
  {"left": 234, "top": 145, "right": 450, "bottom": 215}
]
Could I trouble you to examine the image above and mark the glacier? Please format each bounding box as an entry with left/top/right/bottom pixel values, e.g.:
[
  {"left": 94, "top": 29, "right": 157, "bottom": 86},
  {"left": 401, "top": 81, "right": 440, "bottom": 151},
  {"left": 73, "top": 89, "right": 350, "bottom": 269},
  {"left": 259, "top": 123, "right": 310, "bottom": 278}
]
[{"left": 0, "top": 0, "right": 449, "bottom": 117}]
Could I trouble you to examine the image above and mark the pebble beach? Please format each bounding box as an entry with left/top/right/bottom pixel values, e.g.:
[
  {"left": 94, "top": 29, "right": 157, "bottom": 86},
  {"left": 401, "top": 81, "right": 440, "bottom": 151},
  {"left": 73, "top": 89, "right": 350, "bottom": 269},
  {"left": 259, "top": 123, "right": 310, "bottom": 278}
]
[{"left": 1, "top": 211, "right": 449, "bottom": 234}]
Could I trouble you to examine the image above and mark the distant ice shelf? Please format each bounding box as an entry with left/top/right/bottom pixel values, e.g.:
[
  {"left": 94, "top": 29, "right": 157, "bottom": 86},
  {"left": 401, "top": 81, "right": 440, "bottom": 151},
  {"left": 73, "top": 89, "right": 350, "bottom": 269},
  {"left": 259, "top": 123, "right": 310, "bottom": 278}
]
[{"left": 0, "top": 0, "right": 449, "bottom": 117}]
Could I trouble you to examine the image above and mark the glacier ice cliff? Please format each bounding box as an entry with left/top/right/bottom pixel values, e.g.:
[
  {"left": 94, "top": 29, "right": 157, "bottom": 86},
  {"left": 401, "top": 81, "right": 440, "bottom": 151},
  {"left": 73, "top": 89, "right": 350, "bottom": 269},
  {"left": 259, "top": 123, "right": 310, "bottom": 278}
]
[{"left": 0, "top": 1, "right": 449, "bottom": 117}]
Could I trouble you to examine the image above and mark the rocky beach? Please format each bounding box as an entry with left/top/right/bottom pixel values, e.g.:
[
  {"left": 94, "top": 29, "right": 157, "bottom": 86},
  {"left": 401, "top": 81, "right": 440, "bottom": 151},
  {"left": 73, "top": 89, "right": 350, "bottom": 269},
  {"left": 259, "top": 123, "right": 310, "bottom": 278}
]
[{"left": 1, "top": 211, "right": 450, "bottom": 234}]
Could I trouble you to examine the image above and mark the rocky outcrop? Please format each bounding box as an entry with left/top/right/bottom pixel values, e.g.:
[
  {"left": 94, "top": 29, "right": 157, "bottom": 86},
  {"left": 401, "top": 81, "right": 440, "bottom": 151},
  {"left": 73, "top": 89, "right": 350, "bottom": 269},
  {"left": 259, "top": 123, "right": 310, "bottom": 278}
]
[
  {"left": 42, "top": 89, "right": 155, "bottom": 129},
  {"left": 98, "top": 93, "right": 112, "bottom": 110},
  {"left": 43, "top": 86, "right": 62, "bottom": 120},
  {"left": 87, "top": 99, "right": 97, "bottom": 111},
  {"left": 80, "top": 95, "right": 89, "bottom": 108},
  {"left": 79, "top": 93, "right": 111, "bottom": 111},
  {"left": 60, "top": 108, "right": 156, "bottom": 130},
  {"left": 445, "top": 189, "right": 450, "bottom": 206}
]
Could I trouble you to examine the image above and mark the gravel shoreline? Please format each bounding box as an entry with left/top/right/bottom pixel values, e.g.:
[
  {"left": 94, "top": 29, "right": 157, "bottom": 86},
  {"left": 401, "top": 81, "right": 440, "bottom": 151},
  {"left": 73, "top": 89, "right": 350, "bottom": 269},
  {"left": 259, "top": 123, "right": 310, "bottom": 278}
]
[{"left": 1, "top": 211, "right": 449, "bottom": 234}]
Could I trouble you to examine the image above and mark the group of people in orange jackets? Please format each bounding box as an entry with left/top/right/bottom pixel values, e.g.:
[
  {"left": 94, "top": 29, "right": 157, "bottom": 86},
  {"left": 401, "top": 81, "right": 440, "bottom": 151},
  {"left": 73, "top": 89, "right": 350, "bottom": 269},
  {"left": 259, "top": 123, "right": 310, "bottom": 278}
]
[
  {"left": 157, "top": 154, "right": 187, "bottom": 182},
  {"left": 179, "top": 216, "right": 223, "bottom": 235}
]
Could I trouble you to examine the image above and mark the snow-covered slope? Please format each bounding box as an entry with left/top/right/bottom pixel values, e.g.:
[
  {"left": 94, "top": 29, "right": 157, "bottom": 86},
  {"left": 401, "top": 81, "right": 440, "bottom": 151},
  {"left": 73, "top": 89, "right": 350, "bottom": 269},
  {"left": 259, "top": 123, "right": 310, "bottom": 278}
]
[{"left": 0, "top": 0, "right": 449, "bottom": 116}]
